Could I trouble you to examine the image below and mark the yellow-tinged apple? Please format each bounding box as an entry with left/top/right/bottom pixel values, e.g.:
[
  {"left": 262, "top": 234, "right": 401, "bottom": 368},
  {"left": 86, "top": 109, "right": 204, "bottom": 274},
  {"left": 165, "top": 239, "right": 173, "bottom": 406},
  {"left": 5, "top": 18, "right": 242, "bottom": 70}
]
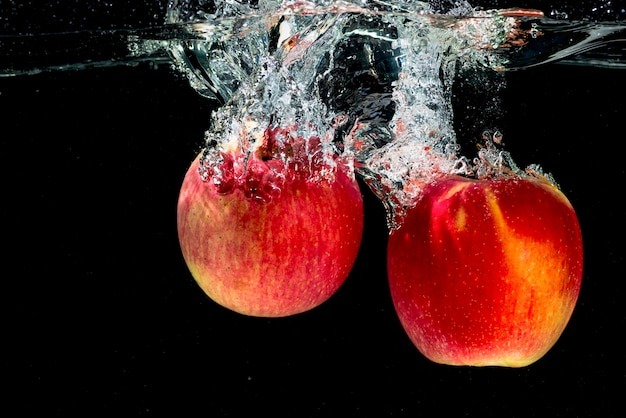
[
  {"left": 177, "top": 128, "right": 364, "bottom": 317},
  {"left": 387, "top": 175, "right": 583, "bottom": 367}
]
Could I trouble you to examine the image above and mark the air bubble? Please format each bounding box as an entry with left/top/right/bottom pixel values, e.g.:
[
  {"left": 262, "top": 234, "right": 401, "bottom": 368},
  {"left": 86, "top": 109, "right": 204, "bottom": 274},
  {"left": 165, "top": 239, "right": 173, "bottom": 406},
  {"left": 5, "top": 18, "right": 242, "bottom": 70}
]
[
  {"left": 550, "top": 10, "right": 569, "bottom": 20},
  {"left": 167, "top": 0, "right": 550, "bottom": 223}
]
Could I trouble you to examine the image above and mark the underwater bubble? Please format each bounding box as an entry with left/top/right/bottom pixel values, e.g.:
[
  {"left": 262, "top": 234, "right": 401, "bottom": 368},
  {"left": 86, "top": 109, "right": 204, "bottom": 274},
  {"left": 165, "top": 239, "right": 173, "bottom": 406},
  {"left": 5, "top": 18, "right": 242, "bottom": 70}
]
[{"left": 164, "top": 0, "right": 559, "bottom": 222}]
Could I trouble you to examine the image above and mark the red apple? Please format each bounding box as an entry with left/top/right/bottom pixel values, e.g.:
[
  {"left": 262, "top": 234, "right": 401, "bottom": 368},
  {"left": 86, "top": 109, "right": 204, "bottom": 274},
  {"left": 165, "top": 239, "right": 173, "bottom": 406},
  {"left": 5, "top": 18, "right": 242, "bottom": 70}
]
[
  {"left": 177, "top": 127, "right": 364, "bottom": 317},
  {"left": 387, "top": 174, "right": 583, "bottom": 367}
]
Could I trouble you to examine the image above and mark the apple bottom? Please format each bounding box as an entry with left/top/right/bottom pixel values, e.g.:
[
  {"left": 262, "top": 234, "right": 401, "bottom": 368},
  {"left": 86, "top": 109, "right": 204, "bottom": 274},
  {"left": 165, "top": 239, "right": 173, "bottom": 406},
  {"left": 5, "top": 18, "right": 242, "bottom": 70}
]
[
  {"left": 387, "top": 176, "right": 583, "bottom": 367},
  {"left": 177, "top": 155, "right": 364, "bottom": 317}
]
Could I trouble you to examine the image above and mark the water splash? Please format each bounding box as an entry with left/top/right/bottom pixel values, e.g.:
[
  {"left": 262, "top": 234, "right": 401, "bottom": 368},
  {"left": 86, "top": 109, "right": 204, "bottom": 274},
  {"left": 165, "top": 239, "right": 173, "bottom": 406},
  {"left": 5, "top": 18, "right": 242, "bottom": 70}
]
[
  {"left": 0, "top": 2, "right": 621, "bottom": 225},
  {"left": 161, "top": 0, "right": 593, "bottom": 228},
  {"left": 2, "top": 3, "right": 626, "bottom": 77}
]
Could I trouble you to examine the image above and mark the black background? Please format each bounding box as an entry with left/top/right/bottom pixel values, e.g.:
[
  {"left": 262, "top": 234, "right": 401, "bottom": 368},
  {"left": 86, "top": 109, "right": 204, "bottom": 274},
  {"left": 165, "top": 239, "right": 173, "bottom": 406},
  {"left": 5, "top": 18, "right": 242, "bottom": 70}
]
[{"left": 1, "top": 1, "right": 625, "bottom": 416}]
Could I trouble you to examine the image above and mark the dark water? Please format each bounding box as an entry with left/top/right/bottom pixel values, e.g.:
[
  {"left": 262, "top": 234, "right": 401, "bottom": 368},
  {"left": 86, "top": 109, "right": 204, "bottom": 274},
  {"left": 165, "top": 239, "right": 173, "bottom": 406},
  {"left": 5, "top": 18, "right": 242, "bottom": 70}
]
[{"left": 1, "top": 1, "right": 625, "bottom": 416}]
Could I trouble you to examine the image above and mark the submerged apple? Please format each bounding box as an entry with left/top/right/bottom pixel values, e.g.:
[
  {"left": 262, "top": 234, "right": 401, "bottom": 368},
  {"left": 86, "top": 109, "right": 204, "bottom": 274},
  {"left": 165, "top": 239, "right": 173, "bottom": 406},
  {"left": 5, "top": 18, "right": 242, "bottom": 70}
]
[
  {"left": 387, "top": 174, "right": 583, "bottom": 367},
  {"left": 177, "top": 126, "right": 364, "bottom": 317}
]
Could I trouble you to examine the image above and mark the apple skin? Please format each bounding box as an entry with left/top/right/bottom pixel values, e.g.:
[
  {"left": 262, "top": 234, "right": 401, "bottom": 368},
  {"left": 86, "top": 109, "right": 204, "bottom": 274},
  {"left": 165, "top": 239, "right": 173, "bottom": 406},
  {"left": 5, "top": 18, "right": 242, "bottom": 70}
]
[
  {"left": 387, "top": 175, "right": 583, "bottom": 367},
  {"left": 177, "top": 151, "right": 364, "bottom": 317}
]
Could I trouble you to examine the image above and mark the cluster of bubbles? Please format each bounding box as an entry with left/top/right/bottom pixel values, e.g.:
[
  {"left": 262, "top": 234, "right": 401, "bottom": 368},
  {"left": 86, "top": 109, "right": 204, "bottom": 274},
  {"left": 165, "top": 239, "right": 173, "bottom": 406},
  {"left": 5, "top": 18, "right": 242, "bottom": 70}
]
[{"left": 166, "top": 0, "right": 551, "bottom": 228}]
